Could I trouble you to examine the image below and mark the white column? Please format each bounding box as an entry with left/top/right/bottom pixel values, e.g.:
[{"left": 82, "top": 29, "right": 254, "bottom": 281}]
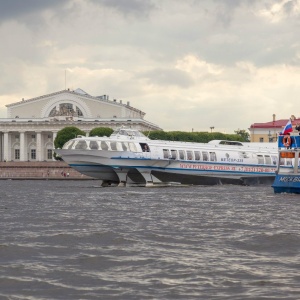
[
  {"left": 52, "top": 132, "right": 57, "bottom": 161},
  {"left": 36, "top": 132, "right": 42, "bottom": 161},
  {"left": 3, "top": 132, "right": 9, "bottom": 161},
  {"left": 20, "top": 132, "right": 26, "bottom": 161}
]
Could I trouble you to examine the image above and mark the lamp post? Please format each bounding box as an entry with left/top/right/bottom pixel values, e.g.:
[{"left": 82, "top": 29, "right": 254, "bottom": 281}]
[
  {"left": 268, "top": 130, "right": 272, "bottom": 142},
  {"left": 210, "top": 126, "right": 214, "bottom": 133}
]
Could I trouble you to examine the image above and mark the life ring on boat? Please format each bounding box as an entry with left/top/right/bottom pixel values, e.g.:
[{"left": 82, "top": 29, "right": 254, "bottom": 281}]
[{"left": 283, "top": 135, "right": 292, "bottom": 147}]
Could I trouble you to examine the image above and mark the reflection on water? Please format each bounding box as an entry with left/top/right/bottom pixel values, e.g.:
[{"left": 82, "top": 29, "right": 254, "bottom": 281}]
[{"left": 0, "top": 180, "right": 300, "bottom": 299}]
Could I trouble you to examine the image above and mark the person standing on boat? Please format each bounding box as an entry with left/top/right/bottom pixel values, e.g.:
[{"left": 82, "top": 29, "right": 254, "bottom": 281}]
[{"left": 295, "top": 123, "right": 300, "bottom": 134}]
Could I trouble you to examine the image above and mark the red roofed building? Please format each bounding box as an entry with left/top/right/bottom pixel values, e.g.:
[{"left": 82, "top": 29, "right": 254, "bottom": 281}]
[{"left": 249, "top": 114, "right": 300, "bottom": 143}]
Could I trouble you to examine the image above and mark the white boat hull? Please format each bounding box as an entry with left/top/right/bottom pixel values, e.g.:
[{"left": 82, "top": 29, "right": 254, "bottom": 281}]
[{"left": 55, "top": 127, "right": 278, "bottom": 186}]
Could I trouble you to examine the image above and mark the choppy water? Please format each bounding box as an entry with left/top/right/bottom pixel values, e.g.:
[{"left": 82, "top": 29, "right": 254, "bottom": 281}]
[{"left": 0, "top": 180, "right": 300, "bottom": 300}]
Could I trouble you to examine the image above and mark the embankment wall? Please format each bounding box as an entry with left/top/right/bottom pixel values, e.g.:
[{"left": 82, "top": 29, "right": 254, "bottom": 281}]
[{"left": 0, "top": 161, "right": 93, "bottom": 180}]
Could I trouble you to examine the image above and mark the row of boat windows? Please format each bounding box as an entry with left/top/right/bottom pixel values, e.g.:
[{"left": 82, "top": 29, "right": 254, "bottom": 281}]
[
  {"left": 63, "top": 140, "right": 139, "bottom": 152},
  {"left": 63, "top": 140, "right": 277, "bottom": 165},
  {"left": 163, "top": 148, "right": 277, "bottom": 165},
  {"left": 163, "top": 149, "right": 217, "bottom": 161}
]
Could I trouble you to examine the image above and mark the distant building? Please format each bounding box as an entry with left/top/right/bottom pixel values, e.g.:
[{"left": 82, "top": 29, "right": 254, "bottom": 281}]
[
  {"left": 249, "top": 114, "right": 300, "bottom": 142},
  {"left": 0, "top": 88, "right": 161, "bottom": 162}
]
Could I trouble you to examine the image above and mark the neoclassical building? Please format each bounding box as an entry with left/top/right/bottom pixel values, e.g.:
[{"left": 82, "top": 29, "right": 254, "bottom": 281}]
[{"left": 0, "top": 88, "right": 161, "bottom": 162}]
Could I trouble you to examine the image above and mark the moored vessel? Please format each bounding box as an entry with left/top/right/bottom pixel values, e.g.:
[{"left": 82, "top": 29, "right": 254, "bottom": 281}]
[{"left": 272, "top": 134, "right": 300, "bottom": 194}]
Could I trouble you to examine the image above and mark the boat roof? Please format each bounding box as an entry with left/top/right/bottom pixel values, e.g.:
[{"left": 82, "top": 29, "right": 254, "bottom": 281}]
[{"left": 109, "top": 127, "right": 150, "bottom": 140}]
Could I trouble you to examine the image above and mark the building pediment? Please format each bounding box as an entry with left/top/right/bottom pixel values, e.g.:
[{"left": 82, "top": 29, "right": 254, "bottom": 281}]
[{"left": 6, "top": 89, "right": 146, "bottom": 120}]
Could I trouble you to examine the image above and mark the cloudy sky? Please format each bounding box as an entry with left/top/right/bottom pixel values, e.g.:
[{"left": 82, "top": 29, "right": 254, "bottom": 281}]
[{"left": 0, "top": 0, "right": 300, "bottom": 133}]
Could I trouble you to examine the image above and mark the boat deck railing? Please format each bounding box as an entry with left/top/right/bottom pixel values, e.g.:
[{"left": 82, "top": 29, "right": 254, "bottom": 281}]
[{"left": 278, "top": 134, "right": 300, "bottom": 149}]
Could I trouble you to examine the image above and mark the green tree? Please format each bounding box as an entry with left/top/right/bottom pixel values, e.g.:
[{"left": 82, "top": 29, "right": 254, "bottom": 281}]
[
  {"left": 234, "top": 129, "right": 250, "bottom": 142},
  {"left": 89, "top": 127, "right": 113, "bottom": 137},
  {"left": 143, "top": 130, "right": 245, "bottom": 143},
  {"left": 54, "top": 126, "right": 85, "bottom": 149}
]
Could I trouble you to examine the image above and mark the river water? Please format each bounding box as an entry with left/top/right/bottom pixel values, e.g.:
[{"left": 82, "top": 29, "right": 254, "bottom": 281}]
[{"left": 0, "top": 180, "right": 299, "bottom": 300}]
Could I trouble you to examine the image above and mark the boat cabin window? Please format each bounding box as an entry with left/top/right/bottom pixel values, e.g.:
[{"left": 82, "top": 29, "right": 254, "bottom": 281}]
[
  {"left": 122, "top": 142, "right": 129, "bottom": 151},
  {"left": 179, "top": 150, "right": 185, "bottom": 160},
  {"left": 63, "top": 140, "right": 75, "bottom": 149},
  {"left": 140, "top": 143, "right": 150, "bottom": 152},
  {"left": 129, "top": 143, "right": 137, "bottom": 152},
  {"left": 257, "top": 155, "right": 264, "bottom": 164},
  {"left": 110, "top": 142, "right": 117, "bottom": 151},
  {"left": 271, "top": 156, "right": 277, "bottom": 165},
  {"left": 209, "top": 152, "right": 217, "bottom": 161},
  {"left": 219, "top": 141, "right": 243, "bottom": 146},
  {"left": 264, "top": 155, "right": 271, "bottom": 165},
  {"left": 101, "top": 141, "right": 109, "bottom": 151},
  {"left": 171, "top": 150, "right": 177, "bottom": 159},
  {"left": 119, "top": 130, "right": 128, "bottom": 136},
  {"left": 90, "top": 141, "right": 99, "bottom": 150},
  {"left": 116, "top": 142, "right": 123, "bottom": 151},
  {"left": 279, "top": 158, "right": 285, "bottom": 166},
  {"left": 163, "top": 149, "right": 169, "bottom": 159},
  {"left": 187, "top": 150, "right": 193, "bottom": 160},
  {"left": 194, "top": 151, "right": 201, "bottom": 161},
  {"left": 75, "top": 140, "right": 88, "bottom": 150},
  {"left": 202, "top": 151, "right": 209, "bottom": 161}
]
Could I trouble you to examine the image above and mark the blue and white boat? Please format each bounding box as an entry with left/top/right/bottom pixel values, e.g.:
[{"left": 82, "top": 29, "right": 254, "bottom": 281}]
[
  {"left": 55, "top": 127, "right": 278, "bottom": 187},
  {"left": 272, "top": 135, "right": 300, "bottom": 194}
]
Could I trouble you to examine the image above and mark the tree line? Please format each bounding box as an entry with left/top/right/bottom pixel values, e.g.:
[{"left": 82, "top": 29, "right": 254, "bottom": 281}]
[{"left": 54, "top": 126, "right": 250, "bottom": 150}]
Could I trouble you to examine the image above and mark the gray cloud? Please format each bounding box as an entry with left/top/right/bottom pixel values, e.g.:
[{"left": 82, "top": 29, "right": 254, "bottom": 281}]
[
  {"left": 0, "top": 0, "right": 68, "bottom": 20},
  {"left": 90, "top": 0, "right": 156, "bottom": 16},
  {"left": 1, "top": 0, "right": 300, "bottom": 132},
  {"left": 140, "top": 68, "right": 194, "bottom": 88}
]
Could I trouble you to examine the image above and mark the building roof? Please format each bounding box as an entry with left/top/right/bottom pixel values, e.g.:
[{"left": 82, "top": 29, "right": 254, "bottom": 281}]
[
  {"left": 6, "top": 88, "right": 146, "bottom": 116},
  {"left": 250, "top": 118, "right": 300, "bottom": 129}
]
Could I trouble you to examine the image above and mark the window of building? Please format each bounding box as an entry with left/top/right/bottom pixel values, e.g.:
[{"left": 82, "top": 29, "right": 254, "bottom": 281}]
[
  {"left": 15, "top": 149, "right": 20, "bottom": 160},
  {"left": 49, "top": 107, "right": 57, "bottom": 117},
  {"left": 76, "top": 106, "right": 83, "bottom": 116},
  {"left": 31, "top": 149, "right": 36, "bottom": 160},
  {"left": 259, "top": 137, "right": 264, "bottom": 143},
  {"left": 47, "top": 149, "right": 52, "bottom": 159},
  {"left": 32, "top": 134, "right": 36, "bottom": 139},
  {"left": 60, "top": 103, "right": 73, "bottom": 115}
]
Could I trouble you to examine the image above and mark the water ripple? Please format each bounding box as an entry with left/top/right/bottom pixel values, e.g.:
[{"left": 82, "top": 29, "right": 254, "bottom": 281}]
[{"left": 0, "top": 181, "right": 300, "bottom": 299}]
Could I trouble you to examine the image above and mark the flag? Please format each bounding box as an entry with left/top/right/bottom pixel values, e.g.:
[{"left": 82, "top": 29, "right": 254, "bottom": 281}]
[{"left": 281, "top": 119, "right": 293, "bottom": 135}]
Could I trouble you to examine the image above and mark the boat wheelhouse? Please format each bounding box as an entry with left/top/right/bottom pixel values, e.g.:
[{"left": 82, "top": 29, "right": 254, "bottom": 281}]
[{"left": 272, "top": 135, "right": 300, "bottom": 194}]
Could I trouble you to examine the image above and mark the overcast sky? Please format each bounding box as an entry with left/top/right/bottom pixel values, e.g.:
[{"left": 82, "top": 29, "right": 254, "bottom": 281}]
[{"left": 0, "top": 0, "right": 300, "bottom": 133}]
